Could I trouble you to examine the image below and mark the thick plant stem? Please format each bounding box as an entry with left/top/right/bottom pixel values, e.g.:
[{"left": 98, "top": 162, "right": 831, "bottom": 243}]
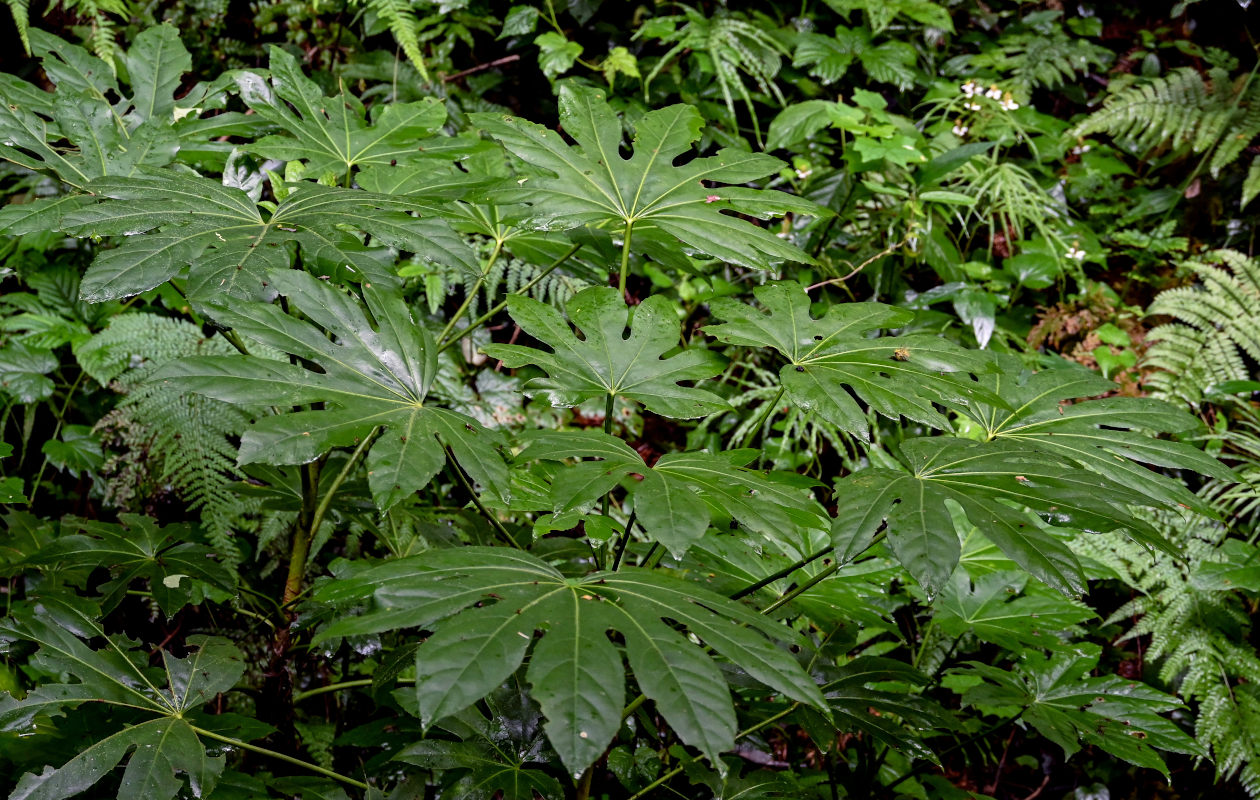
[
  {"left": 575, "top": 766, "right": 595, "bottom": 800},
  {"left": 438, "top": 242, "right": 581, "bottom": 353},
  {"left": 191, "top": 725, "right": 369, "bottom": 790},
  {"left": 438, "top": 240, "right": 502, "bottom": 345},
  {"left": 282, "top": 427, "right": 377, "bottom": 609},
  {"left": 283, "top": 459, "right": 324, "bottom": 609},
  {"left": 618, "top": 220, "right": 634, "bottom": 298}
]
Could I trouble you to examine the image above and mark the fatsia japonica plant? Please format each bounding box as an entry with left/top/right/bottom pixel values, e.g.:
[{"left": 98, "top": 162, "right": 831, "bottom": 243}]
[{"left": 0, "top": 20, "right": 1232, "bottom": 800}]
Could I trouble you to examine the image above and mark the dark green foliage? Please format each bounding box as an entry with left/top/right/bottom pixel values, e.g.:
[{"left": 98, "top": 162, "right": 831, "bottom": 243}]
[{"left": 0, "top": 3, "right": 1258, "bottom": 800}]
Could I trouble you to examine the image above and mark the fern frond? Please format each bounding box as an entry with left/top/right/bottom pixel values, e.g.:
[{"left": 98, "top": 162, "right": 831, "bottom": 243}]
[
  {"left": 1071, "top": 68, "right": 1222, "bottom": 154},
  {"left": 361, "top": 0, "right": 429, "bottom": 82},
  {"left": 7, "top": 0, "right": 30, "bottom": 54},
  {"left": 78, "top": 314, "right": 254, "bottom": 561},
  {"left": 1145, "top": 249, "right": 1260, "bottom": 405},
  {"left": 1076, "top": 509, "right": 1260, "bottom": 794}
]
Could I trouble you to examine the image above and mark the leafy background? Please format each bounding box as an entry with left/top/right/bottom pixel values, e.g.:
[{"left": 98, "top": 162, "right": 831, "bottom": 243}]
[{"left": 2, "top": 1, "right": 1260, "bottom": 799}]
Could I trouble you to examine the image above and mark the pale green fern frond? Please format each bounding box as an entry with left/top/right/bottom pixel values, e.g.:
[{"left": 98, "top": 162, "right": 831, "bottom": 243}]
[
  {"left": 1077, "top": 510, "right": 1260, "bottom": 793},
  {"left": 362, "top": 0, "right": 429, "bottom": 82},
  {"left": 1073, "top": 65, "right": 1260, "bottom": 203},
  {"left": 1072, "top": 67, "right": 1225, "bottom": 154},
  {"left": 7, "top": 0, "right": 30, "bottom": 54},
  {"left": 1145, "top": 249, "right": 1260, "bottom": 405},
  {"left": 77, "top": 314, "right": 254, "bottom": 561}
]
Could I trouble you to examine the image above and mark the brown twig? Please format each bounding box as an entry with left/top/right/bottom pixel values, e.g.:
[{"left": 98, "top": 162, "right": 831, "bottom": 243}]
[
  {"left": 805, "top": 241, "right": 904, "bottom": 292},
  {"left": 443, "top": 54, "right": 521, "bottom": 83},
  {"left": 1021, "top": 773, "right": 1051, "bottom": 800}
]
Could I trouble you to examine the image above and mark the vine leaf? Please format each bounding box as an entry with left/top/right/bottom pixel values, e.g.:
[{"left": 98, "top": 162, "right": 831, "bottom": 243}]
[
  {"left": 703, "top": 282, "right": 1001, "bottom": 439},
  {"left": 517, "top": 430, "right": 829, "bottom": 556},
  {"left": 834, "top": 437, "right": 1174, "bottom": 597},
  {"left": 153, "top": 270, "right": 508, "bottom": 511},
  {"left": 62, "top": 171, "right": 478, "bottom": 303},
  {"left": 312, "top": 547, "right": 826, "bottom": 773},
  {"left": 470, "top": 85, "right": 827, "bottom": 270},
  {"left": 23, "top": 514, "right": 236, "bottom": 615},
  {"left": 237, "top": 47, "right": 485, "bottom": 178},
  {"left": 956, "top": 356, "right": 1234, "bottom": 514},
  {"left": 484, "top": 287, "right": 728, "bottom": 419},
  {"left": 0, "top": 596, "right": 246, "bottom": 800},
  {"left": 957, "top": 649, "right": 1205, "bottom": 776}
]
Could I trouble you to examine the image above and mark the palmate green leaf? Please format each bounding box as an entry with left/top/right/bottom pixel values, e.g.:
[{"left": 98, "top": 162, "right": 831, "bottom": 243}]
[
  {"left": 834, "top": 437, "right": 1171, "bottom": 597},
  {"left": 395, "top": 688, "right": 563, "bottom": 800},
  {"left": 516, "top": 430, "right": 829, "bottom": 556},
  {"left": 484, "top": 287, "right": 728, "bottom": 419},
  {"left": 958, "top": 356, "right": 1234, "bottom": 514},
  {"left": 703, "top": 282, "right": 1001, "bottom": 440},
  {"left": 957, "top": 649, "right": 1204, "bottom": 776},
  {"left": 61, "top": 169, "right": 476, "bottom": 303},
  {"left": 0, "top": 596, "right": 245, "bottom": 800},
  {"left": 153, "top": 271, "right": 508, "bottom": 511},
  {"left": 10, "top": 718, "right": 220, "bottom": 800},
  {"left": 0, "top": 28, "right": 197, "bottom": 192},
  {"left": 23, "top": 514, "right": 235, "bottom": 615},
  {"left": 312, "top": 548, "right": 825, "bottom": 773},
  {"left": 470, "top": 85, "right": 827, "bottom": 271},
  {"left": 935, "top": 571, "right": 1095, "bottom": 651},
  {"left": 236, "top": 47, "right": 485, "bottom": 178}
]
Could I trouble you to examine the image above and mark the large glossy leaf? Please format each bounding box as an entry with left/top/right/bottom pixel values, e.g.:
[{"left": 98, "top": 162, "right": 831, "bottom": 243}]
[
  {"left": 957, "top": 356, "right": 1234, "bottom": 514},
  {"left": 153, "top": 271, "right": 508, "bottom": 511},
  {"left": 833, "top": 437, "right": 1172, "bottom": 597},
  {"left": 236, "top": 47, "right": 484, "bottom": 178},
  {"left": 312, "top": 548, "right": 825, "bottom": 772},
  {"left": 0, "top": 28, "right": 197, "bottom": 190},
  {"left": 704, "top": 282, "right": 1001, "bottom": 439},
  {"left": 23, "top": 514, "right": 235, "bottom": 615},
  {"left": 125, "top": 24, "right": 191, "bottom": 125},
  {"left": 470, "top": 85, "right": 827, "bottom": 270},
  {"left": 484, "top": 286, "right": 728, "bottom": 419},
  {"left": 935, "top": 571, "right": 1095, "bottom": 651},
  {"left": 516, "top": 430, "right": 828, "bottom": 556},
  {"left": 957, "top": 649, "right": 1204, "bottom": 776},
  {"left": 60, "top": 170, "right": 476, "bottom": 302},
  {"left": 0, "top": 596, "right": 245, "bottom": 800}
]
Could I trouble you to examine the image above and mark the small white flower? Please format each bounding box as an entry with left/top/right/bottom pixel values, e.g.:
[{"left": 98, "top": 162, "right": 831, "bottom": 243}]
[
  {"left": 1000, "top": 93, "right": 1020, "bottom": 111},
  {"left": 952, "top": 122, "right": 969, "bottom": 137},
  {"left": 961, "top": 80, "right": 979, "bottom": 97},
  {"left": 964, "top": 101, "right": 981, "bottom": 111},
  {"left": 985, "top": 85, "right": 1003, "bottom": 100},
  {"left": 795, "top": 168, "right": 813, "bottom": 180},
  {"left": 1072, "top": 144, "right": 1092, "bottom": 155},
  {"left": 1065, "top": 245, "right": 1087, "bottom": 261}
]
